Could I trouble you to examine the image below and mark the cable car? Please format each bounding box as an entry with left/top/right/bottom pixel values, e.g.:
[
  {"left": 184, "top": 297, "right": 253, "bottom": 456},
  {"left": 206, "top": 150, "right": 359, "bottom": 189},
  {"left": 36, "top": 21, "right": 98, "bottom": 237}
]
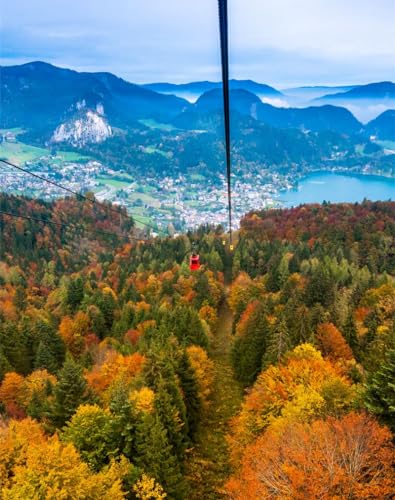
[{"left": 189, "top": 253, "right": 200, "bottom": 271}]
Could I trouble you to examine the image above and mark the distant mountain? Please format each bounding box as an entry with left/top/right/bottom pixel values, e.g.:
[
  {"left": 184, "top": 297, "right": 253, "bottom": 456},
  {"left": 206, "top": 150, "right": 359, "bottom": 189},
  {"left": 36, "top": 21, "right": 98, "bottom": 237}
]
[
  {"left": 143, "top": 79, "right": 282, "bottom": 98},
  {"left": 195, "top": 88, "right": 262, "bottom": 115},
  {"left": 365, "top": 110, "right": 395, "bottom": 141},
  {"left": 317, "top": 82, "right": 395, "bottom": 101},
  {"left": 0, "top": 61, "right": 190, "bottom": 139},
  {"left": 174, "top": 88, "right": 362, "bottom": 135},
  {"left": 283, "top": 85, "right": 358, "bottom": 101},
  {"left": 256, "top": 103, "right": 362, "bottom": 135}
]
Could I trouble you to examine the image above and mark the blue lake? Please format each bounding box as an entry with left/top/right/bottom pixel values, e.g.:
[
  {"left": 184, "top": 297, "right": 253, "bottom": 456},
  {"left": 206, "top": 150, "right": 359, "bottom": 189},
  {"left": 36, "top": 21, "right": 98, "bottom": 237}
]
[{"left": 280, "top": 172, "right": 395, "bottom": 207}]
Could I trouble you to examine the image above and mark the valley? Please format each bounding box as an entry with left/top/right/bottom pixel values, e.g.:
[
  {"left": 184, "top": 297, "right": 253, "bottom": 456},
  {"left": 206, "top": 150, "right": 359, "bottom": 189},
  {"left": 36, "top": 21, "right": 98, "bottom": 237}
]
[{"left": 1, "top": 62, "right": 394, "bottom": 231}]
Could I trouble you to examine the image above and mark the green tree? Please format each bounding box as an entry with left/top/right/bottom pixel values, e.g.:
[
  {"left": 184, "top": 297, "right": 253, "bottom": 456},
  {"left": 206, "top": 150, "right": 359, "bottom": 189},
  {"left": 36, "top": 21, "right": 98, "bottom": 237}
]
[
  {"left": 365, "top": 350, "right": 395, "bottom": 431},
  {"left": 135, "top": 412, "right": 185, "bottom": 499},
  {"left": 50, "top": 355, "right": 91, "bottom": 428},
  {"left": 176, "top": 350, "right": 201, "bottom": 439},
  {"left": 62, "top": 404, "right": 119, "bottom": 470},
  {"left": 66, "top": 276, "right": 84, "bottom": 312},
  {"left": 262, "top": 316, "right": 291, "bottom": 369},
  {"left": 232, "top": 302, "right": 270, "bottom": 386},
  {"left": 34, "top": 341, "right": 58, "bottom": 374}
]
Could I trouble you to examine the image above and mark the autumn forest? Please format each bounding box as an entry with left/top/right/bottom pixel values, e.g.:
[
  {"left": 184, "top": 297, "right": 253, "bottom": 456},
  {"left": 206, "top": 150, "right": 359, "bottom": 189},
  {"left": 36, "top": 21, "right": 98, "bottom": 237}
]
[{"left": 0, "top": 193, "right": 394, "bottom": 499}]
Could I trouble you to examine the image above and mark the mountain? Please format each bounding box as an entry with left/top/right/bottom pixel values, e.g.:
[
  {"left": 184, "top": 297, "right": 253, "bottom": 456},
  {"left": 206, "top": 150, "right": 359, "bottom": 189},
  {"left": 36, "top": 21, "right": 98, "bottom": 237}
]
[
  {"left": 317, "top": 82, "right": 395, "bottom": 101},
  {"left": 52, "top": 109, "right": 113, "bottom": 146},
  {"left": 0, "top": 61, "right": 190, "bottom": 139},
  {"left": 174, "top": 88, "right": 362, "bottom": 135},
  {"left": 256, "top": 103, "right": 362, "bottom": 134},
  {"left": 365, "top": 110, "right": 395, "bottom": 140},
  {"left": 195, "top": 88, "right": 262, "bottom": 115},
  {"left": 143, "top": 79, "right": 282, "bottom": 99}
]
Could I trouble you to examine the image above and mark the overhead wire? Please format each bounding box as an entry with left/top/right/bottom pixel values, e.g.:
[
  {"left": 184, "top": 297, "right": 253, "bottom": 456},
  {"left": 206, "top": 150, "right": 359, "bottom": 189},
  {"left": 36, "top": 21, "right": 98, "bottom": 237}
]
[
  {"left": 0, "top": 158, "right": 163, "bottom": 235},
  {"left": 218, "top": 0, "right": 233, "bottom": 247}
]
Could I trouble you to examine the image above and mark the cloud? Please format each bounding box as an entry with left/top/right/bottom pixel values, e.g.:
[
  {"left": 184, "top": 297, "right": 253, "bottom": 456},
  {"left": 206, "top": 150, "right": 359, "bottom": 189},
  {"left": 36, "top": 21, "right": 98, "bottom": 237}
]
[{"left": 1, "top": 0, "right": 394, "bottom": 85}]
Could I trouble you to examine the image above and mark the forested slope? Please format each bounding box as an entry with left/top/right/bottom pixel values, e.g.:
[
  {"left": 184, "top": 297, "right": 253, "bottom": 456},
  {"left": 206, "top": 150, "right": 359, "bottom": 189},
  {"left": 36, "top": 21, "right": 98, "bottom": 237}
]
[
  {"left": 226, "top": 201, "right": 395, "bottom": 498},
  {"left": 0, "top": 197, "right": 394, "bottom": 498}
]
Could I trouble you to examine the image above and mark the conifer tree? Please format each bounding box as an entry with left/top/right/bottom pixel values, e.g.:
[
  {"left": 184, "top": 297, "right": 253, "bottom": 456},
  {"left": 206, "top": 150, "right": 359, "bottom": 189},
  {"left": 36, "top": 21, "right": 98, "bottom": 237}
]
[
  {"left": 176, "top": 350, "right": 201, "bottom": 440},
  {"left": 50, "top": 355, "right": 90, "bottom": 428},
  {"left": 134, "top": 412, "right": 186, "bottom": 499},
  {"left": 232, "top": 302, "right": 270, "bottom": 386},
  {"left": 154, "top": 377, "right": 187, "bottom": 461},
  {"left": 0, "top": 347, "right": 12, "bottom": 382},
  {"left": 34, "top": 341, "right": 58, "bottom": 374},
  {"left": 66, "top": 276, "right": 84, "bottom": 312},
  {"left": 262, "top": 316, "right": 291, "bottom": 369},
  {"left": 365, "top": 350, "right": 395, "bottom": 431}
]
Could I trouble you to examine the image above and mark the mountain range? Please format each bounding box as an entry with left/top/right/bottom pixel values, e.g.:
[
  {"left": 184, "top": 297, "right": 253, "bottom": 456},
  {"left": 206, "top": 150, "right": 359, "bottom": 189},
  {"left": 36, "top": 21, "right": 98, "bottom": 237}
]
[
  {"left": 1, "top": 61, "right": 394, "bottom": 148},
  {"left": 317, "top": 82, "right": 395, "bottom": 101}
]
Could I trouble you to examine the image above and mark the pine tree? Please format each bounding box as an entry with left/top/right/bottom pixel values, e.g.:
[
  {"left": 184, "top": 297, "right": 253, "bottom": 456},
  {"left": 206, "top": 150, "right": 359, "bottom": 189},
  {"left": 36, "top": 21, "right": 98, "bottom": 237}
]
[
  {"left": 343, "top": 313, "right": 359, "bottom": 357},
  {"left": 232, "top": 302, "right": 270, "bottom": 386},
  {"left": 135, "top": 413, "right": 186, "bottom": 499},
  {"left": 0, "top": 347, "right": 12, "bottom": 382},
  {"left": 109, "top": 382, "right": 138, "bottom": 460},
  {"left": 50, "top": 355, "right": 90, "bottom": 428},
  {"left": 34, "top": 341, "right": 58, "bottom": 374},
  {"left": 66, "top": 276, "right": 84, "bottom": 312},
  {"left": 154, "top": 377, "right": 187, "bottom": 461},
  {"left": 176, "top": 350, "right": 201, "bottom": 440},
  {"left": 13, "top": 285, "right": 27, "bottom": 311},
  {"left": 170, "top": 306, "right": 208, "bottom": 348},
  {"left": 262, "top": 316, "right": 291, "bottom": 369},
  {"left": 365, "top": 350, "right": 395, "bottom": 431}
]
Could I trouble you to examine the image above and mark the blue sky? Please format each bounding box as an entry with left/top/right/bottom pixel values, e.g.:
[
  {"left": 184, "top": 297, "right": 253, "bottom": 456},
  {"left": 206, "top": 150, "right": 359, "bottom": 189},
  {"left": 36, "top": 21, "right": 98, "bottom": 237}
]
[{"left": 1, "top": 0, "right": 394, "bottom": 86}]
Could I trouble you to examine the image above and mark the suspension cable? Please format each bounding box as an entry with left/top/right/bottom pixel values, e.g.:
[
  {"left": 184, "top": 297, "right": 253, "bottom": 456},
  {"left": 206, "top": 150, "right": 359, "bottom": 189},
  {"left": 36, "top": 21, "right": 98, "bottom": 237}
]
[
  {"left": 218, "top": 0, "right": 233, "bottom": 246},
  {"left": 0, "top": 158, "right": 163, "bottom": 234}
]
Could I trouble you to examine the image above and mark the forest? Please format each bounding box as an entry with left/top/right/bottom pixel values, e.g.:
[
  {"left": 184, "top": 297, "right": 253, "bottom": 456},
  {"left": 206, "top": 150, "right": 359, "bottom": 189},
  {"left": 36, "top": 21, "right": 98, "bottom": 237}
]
[{"left": 0, "top": 195, "right": 394, "bottom": 499}]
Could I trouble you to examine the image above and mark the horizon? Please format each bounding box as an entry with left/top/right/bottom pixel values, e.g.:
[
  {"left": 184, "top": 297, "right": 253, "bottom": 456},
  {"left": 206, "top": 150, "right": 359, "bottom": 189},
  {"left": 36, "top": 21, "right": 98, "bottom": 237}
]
[
  {"left": 1, "top": 0, "right": 394, "bottom": 86},
  {"left": 2, "top": 59, "right": 394, "bottom": 90}
]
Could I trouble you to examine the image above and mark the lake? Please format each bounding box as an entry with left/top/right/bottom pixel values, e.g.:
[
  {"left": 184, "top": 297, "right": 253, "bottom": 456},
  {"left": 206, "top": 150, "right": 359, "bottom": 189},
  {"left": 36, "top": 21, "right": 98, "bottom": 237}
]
[{"left": 280, "top": 172, "right": 395, "bottom": 207}]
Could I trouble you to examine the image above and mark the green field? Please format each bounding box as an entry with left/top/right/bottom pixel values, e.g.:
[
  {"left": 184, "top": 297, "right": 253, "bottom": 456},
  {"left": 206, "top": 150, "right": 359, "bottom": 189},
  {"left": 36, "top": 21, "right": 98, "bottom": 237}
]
[
  {"left": 139, "top": 119, "right": 177, "bottom": 131},
  {"left": 96, "top": 176, "right": 132, "bottom": 188},
  {"left": 143, "top": 145, "right": 173, "bottom": 159},
  {"left": 0, "top": 138, "right": 90, "bottom": 164},
  {"left": 0, "top": 141, "right": 50, "bottom": 163},
  {"left": 128, "top": 191, "right": 160, "bottom": 207}
]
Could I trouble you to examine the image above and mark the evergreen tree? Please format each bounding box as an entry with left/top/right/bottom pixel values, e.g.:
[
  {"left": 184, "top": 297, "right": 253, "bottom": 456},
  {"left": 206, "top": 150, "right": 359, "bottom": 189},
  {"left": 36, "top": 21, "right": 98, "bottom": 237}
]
[
  {"left": 50, "top": 355, "right": 91, "bottom": 428},
  {"left": 262, "top": 316, "right": 291, "bottom": 369},
  {"left": 343, "top": 313, "right": 359, "bottom": 357},
  {"left": 232, "top": 302, "right": 270, "bottom": 386},
  {"left": 365, "top": 350, "right": 395, "bottom": 431},
  {"left": 176, "top": 351, "right": 201, "bottom": 440},
  {"left": 0, "top": 347, "right": 12, "bottom": 382},
  {"left": 154, "top": 377, "right": 188, "bottom": 461},
  {"left": 13, "top": 285, "right": 27, "bottom": 311},
  {"left": 34, "top": 341, "right": 58, "bottom": 374},
  {"left": 66, "top": 276, "right": 84, "bottom": 312},
  {"left": 169, "top": 306, "right": 208, "bottom": 348},
  {"left": 109, "top": 383, "right": 138, "bottom": 460},
  {"left": 135, "top": 413, "right": 186, "bottom": 499}
]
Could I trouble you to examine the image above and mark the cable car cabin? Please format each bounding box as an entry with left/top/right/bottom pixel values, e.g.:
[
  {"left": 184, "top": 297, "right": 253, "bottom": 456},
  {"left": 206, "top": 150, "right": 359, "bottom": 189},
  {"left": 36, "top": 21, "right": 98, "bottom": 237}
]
[{"left": 189, "top": 254, "right": 200, "bottom": 271}]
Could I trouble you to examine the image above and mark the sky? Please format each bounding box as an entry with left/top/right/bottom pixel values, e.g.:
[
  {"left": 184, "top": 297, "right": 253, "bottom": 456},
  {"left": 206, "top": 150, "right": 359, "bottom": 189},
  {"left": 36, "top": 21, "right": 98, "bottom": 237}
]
[{"left": 1, "top": 0, "right": 395, "bottom": 87}]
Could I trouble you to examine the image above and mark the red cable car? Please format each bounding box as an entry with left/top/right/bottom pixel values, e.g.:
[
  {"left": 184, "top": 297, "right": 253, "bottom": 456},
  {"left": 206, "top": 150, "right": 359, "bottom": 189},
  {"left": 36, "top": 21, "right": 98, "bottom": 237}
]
[{"left": 189, "top": 253, "right": 200, "bottom": 271}]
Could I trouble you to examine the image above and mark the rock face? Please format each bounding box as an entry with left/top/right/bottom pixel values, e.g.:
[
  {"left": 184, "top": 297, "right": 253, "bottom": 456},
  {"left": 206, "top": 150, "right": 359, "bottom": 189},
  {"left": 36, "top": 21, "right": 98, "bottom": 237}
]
[{"left": 52, "top": 110, "right": 112, "bottom": 146}]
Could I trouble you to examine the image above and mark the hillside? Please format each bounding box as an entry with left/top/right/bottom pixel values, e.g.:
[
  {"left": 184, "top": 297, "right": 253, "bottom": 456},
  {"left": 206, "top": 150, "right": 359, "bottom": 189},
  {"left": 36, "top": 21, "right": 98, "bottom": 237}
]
[
  {"left": 0, "top": 61, "right": 190, "bottom": 138},
  {"left": 0, "top": 196, "right": 394, "bottom": 498},
  {"left": 318, "top": 81, "right": 395, "bottom": 100},
  {"left": 365, "top": 109, "right": 395, "bottom": 140}
]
